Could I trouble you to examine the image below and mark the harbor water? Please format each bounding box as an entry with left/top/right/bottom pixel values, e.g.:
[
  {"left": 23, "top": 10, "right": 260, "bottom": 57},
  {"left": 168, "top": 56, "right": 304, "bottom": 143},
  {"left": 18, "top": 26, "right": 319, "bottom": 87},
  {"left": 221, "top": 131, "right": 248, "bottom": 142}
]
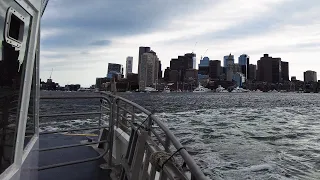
[{"left": 40, "top": 91, "right": 320, "bottom": 180}]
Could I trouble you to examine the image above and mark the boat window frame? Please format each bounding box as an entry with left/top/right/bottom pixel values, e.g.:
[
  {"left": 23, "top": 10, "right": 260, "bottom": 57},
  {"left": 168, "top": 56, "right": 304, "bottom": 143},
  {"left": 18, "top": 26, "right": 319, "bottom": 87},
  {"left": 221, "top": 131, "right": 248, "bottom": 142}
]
[
  {"left": 4, "top": 7, "right": 26, "bottom": 49},
  {"left": 13, "top": 0, "right": 40, "bottom": 164}
]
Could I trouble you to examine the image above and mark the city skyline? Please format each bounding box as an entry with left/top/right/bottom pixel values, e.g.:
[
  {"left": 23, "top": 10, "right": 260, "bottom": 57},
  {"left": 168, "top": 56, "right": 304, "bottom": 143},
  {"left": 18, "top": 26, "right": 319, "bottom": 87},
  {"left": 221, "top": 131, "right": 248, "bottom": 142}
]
[{"left": 40, "top": 0, "right": 320, "bottom": 87}]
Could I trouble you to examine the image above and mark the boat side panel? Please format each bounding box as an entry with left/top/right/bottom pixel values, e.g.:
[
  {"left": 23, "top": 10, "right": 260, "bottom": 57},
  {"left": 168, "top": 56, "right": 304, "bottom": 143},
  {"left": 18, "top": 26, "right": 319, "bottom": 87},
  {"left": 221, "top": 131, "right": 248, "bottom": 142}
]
[
  {"left": 0, "top": 0, "right": 40, "bottom": 179},
  {"left": 20, "top": 136, "right": 38, "bottom": 180},
  {"left": 0, "top": 137, "right": 39, "bottom": 180}
]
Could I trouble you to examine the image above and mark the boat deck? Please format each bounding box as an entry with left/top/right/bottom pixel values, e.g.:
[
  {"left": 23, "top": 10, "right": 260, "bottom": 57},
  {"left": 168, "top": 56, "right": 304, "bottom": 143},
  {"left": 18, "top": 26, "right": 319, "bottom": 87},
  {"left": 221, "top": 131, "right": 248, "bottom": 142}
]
[{"left": 39, "top": 134, "right": 111, "bottom": 180}]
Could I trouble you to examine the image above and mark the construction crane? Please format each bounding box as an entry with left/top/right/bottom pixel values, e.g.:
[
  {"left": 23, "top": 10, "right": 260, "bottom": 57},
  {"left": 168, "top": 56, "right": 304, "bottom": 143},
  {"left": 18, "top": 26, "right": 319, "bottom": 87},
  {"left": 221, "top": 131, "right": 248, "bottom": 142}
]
[
  {"left": 201, "top": 49, "right": 208, "bottom": 60},
  {"left": 49, "top": 68, "right": 53, "bottom": 79}
]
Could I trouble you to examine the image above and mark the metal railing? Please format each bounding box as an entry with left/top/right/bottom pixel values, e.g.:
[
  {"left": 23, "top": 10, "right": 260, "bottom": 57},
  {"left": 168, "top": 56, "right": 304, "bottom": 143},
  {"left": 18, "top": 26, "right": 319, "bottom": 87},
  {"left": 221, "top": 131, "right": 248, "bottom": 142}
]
[
  {"left": 37, "top": 92, "right": 207, "bottom": 180},
  {"left": 101, "top": 92, "right": 207, "bottom": 180},
  {"left": 38, "top": 95, "right": 108, "bottom": 171}
]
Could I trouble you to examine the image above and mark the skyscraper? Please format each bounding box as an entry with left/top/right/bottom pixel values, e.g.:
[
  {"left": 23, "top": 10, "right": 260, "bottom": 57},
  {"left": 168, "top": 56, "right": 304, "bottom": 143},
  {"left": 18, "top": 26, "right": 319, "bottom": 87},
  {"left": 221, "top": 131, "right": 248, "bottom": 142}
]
[
  {"left": 209, "top": 60, "right": 221, "bottom": 80},
  {"left": 184, "top": 53, "right": 196, "bottom": 69},
  {"left": 248, "top": 64, "right": 257, "bottom": 80},
  {"left": 257, "top": 54, "right": 281, "bottom": 83},
  {"left": 164, "top": 67, "right": 170, "bottom": 82},
  {"left": 138, "top": 46, "right": 151, "bottom": 80},
  {"left": 198, "top": 57, "right": 210, "bottom": 77},
  {"left": 238, "top": 54, "right": 249, "bottom": 79},
  {"left": 193, "top": 56, "right": 197, "bottom": 69},
  {"left": 233, "top": 72, "right": 246, "bottom": 87},
  {"left": 126, "top": 56, "right": 133, "bottom": 78},
  {"left": 238, "top": 54, "right": 248, "bottom": 65},
  {"left": 169, "top": 53, "right": 194, "bottom": 82},
  {"left": 139, "top": 51, "right": 159, "bottom": 91},
  {"left": 158, "top": 61, "right": 162, "bottom": 79},
  {"left": 226, "top": 54, "right": 234, "bottom": 81},
  {"left": 224, "top": 54, "right": 234, "bottom": 67},
  {"left": 281, "top": 61, "right": 289, "bottom": 81}
]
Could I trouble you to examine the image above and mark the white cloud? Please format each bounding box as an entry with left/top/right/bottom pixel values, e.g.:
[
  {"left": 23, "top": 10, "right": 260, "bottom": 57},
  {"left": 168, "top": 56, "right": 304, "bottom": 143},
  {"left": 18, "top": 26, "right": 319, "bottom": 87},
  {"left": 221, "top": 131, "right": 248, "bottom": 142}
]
[{"left": 113, "top": 0, "right": 289, "bottom": 45}]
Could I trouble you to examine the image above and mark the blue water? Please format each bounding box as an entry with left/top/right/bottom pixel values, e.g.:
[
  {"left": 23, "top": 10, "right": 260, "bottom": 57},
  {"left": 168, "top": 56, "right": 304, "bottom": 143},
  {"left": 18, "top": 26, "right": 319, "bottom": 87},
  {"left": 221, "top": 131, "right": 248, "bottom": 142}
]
[{"left": 40, "top": 92, "right": 320, "bottom": 180}]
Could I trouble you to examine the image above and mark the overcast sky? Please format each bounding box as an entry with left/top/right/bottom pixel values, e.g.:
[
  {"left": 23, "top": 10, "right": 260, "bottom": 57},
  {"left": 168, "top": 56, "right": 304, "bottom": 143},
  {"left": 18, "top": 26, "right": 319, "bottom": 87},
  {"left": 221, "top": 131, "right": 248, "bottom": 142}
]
[{"left": 40, "top": 0, "right": 320, "bottom": 87}]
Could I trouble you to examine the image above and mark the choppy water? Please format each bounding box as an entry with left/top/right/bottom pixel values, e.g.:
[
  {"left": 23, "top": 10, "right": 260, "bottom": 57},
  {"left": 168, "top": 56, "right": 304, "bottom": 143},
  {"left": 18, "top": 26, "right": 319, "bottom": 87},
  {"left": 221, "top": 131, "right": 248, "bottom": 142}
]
[{"left": 40, "top": 91, "right": 320, "bottom": 180}]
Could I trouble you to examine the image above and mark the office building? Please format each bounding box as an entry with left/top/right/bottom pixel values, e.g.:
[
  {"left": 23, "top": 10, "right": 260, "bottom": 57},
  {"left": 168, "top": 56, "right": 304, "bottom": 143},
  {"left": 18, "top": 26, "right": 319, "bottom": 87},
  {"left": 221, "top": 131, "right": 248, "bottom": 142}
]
[
  {"left": 139, "top": 51, "right": 159, "bottom": 90},
  {"left": 238, "top": 54, "right": 250, "bottom": 79},
  {"left": 198, "top": 57, "right": 210, "bottom": 76},
  {"left": 169, "top": 53, "right": 194, "bottom": 82},
  {"left": 257, "top": 54, "right": 282, "bottom": 83},
  {"left": 226, "top": 54, "right": 235, "bottom": 81},
  {"left": 199, "top": 57, "right": 210, "bottom": 66},
  {"left": 138, "top": 46, "right": 151, "bottom": 79},
  {"left": 158, "top": 61, "right": 162, "bottom": 79},
  {"left": 185, "top": 69, "right": 198, "bottom": 81},
  {"left": 107, "top": 63, "right": 123, "bottom": 79},
  {"left": 281, "top": 61, "right": 289, "bottom": 81},
  {"left": 184, "top": 53, "right": 196, "bottom": 69},
  {"left": 238, "top": 54, "right": 249, "bottom": 66},
  {"left": 291, "top": 76, "right": 297, "bottom": 81},
  {"left": 304, "top": 70, "right": 317, "bottom": 82},
  {"left": 169, "top": 70, "right": 179, "bottom": 82},
  {"left": 233, "top": 64, "right": 242, "bottom": 73},
  {"left": 248, "top": 64, "right": 257, "bottom": 80},
  {"left": 96, "top": 77, "right": 109, "bottom": 90},
  {"left": 164, "top": 67, "right": 171, "bottom": 82},
  {"left": 170, "top": 58, "right": 182, "bottom": 71},
  {"left": 209, "top": 60, "right": 221, "bottom": 80},
  {"left": 126, "top": 56, "right": 133, "bottom": 78},
  {"left": 224, "top": 54, "right": 234, "bottom": 67},
  {"left": 233, "top": 72, "right": 246, "bottom": 87},
  {"left": 127, "top": 73, "right": 138, "bottom": 83},
  {"left": 198, "top": 74, "right": 209, "bottom": 80}
]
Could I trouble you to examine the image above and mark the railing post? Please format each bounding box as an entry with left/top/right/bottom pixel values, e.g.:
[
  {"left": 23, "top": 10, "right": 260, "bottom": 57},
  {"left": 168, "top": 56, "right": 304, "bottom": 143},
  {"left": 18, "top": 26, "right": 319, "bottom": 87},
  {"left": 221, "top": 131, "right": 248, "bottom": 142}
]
[
  {"left": 147, "top": 115, "right": 153, "bottom": 136},
  {"left": 131, "top": 105, "right": 135, "bottom": 123},
  {"left": 121, "top": 102, "right": 128, "bottom": 131},
  {"left": 108, "top": 97, "right": 116, "bottom": 167},
  {"left": 116, "top": 99, "right": 120, "bottom": 127},
  {"left": 99, "top": 98, "right": 102, "bottom": 128}
]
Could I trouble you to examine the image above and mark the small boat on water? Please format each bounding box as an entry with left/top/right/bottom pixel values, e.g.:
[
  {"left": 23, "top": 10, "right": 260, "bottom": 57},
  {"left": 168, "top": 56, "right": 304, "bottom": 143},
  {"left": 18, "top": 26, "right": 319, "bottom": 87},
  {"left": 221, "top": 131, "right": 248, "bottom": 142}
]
[
  {"left": 193, "top": 84, "right": 211, "bottom": 93},
  {"left": 252, "top": 89, "right": 263, "bottom": 93},
  {"left": 269, "top": 89, "right": 280, "bottom": 93},
  {"left": 144, "top": 87, "right": 158, "bottom": 93},
  {"left": 216, "top": 85, "right": 229, "bottom": 93},
  {"left": 163, "top": 86, "right": 170, "bottom": 93},
  {"left": 231, "top": 87, "right": 250, "bottom": 93}
]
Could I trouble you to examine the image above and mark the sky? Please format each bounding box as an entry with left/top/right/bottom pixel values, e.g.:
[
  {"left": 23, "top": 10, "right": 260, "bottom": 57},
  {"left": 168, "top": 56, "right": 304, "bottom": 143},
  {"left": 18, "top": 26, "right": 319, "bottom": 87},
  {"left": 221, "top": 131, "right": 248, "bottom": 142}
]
[{"left": 40, "top": 0, "right": 320, "bottom": 87}]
